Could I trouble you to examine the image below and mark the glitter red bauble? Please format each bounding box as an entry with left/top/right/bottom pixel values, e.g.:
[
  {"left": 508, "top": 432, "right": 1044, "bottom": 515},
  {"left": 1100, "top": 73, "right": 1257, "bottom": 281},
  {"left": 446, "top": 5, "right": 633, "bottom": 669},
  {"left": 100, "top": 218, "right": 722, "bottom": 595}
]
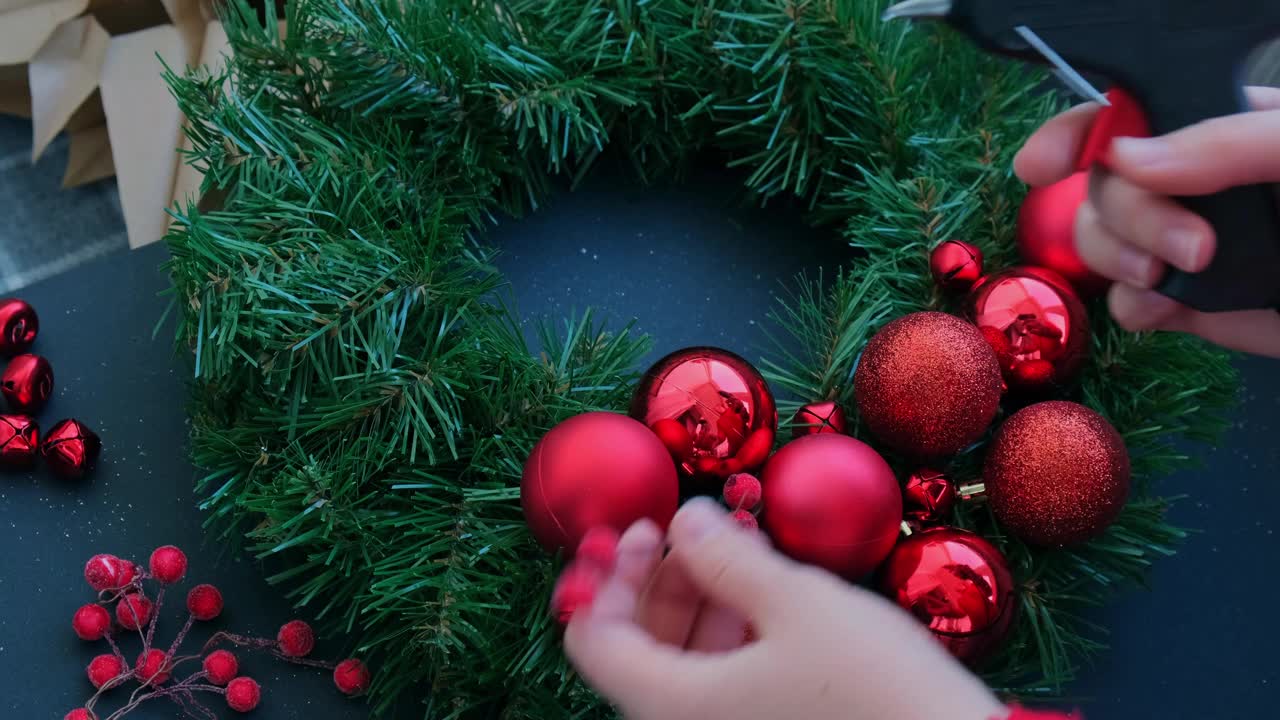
[
  {"left": 73, "top": 603, "right": 112, "bottom": 641},
  {"left": 65, "top": 709, "right": 92, "bottom": 720},
  {"left": 187, "top": 583, "right": 223, "bottom": 621},
  {"left": 203, "top": 650, "right": 239, "bottom": 686},
  {"left": 0, "top": 414, "right": 38, "bottom": 469},
  {"left": 984, "top": 401, "right": 1130, "bottom": 547},
  {"left": 116, "top": 593, "right": 153, "bottom": 630},
  {"left": 930, "top": 240, "right": 985, "bottom": 292},
  {"left": 903, "top": 469, "right": 957, "bottom": 525},
  {"left": 278, "top": 620, "right": 316, "bottom": 657},
  {"left": 84, "top": 554, "right": 137, "bottom": 591},
  {"left": 0, "top": 298, "right": 38, "bottom": 356},
  {"left": 968, "top": 267, "right": 1090, "bottom": 394},
  {"left": 521, "top": 412, "right": 679, "bottom": 554},
  {"left": 1, "top": 353, "right": 52, "bottom": 414},
  {"left": 1018, "top": 173, "right": 1109, "bottom": 296},
  {"left": 722, "top": 473, "right": 762, "bottom": 511},
  {"left": 135, "top": 649, "right": 171, "bottom": 685},
  {"left": 87, "top": 654, "right": 124, "bottom": 689},
  {"left": 878, "top": 527, "right": 1017, "bottom": 665},
  {"left": 149, "top": 545, "right": 187, "bottom": 584},
  {"left": 42, "top": 418, "right": 102, "bottom": 479},
  {"left": 731, "top": 509, "right": 759, "bottom": 531},
  {"left": 760, "top": 434, "right": 902, "bottom": 579},
  {"left": 630, "top": 347, "right": 777, "bottom": 485},
  {"left": 333, "top": 658, "right": 372, "bottom": 696},
  {"left": 854, "top": 312, "right": 1003, "bottom": 458},
  {"left": 790, "top": 401, "right": 847, "bottom": 437},
  {"left": 226, "top": 677, "right": 261, "bottom": 712}
]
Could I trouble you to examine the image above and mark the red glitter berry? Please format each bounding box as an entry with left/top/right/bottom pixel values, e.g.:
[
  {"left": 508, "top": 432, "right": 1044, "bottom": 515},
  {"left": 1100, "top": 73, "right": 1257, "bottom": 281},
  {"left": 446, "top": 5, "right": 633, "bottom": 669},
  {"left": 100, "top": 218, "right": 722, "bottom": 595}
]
[
  {"left": 203, "top": 650, "right": 239, "bottom": 686},
  {"left": 115, "top": 593, "right": 153, "bottom": 631},
  {"left": 87, "top": 654, "right": 124, "bottom": 689},
  {"left": 723, "top": 473, "right": 762, "bottom": 511},
  {"left": 148, "top": 545, "right": 187, "bottom": 584},
  {"left": 84, "top": 554, "right": 136, "bottom": 591},
  {"left": 226, "top": 677, "right": 262, "bottom": 712},
  {"left": 277, "top": 619, "right": 316, "bottom": 657},
  {"left": 72, "top": 603, "right": 111, "bottom": 641},
  {"left": 135, "top": 649, "right": 171, "bottom": 686},
  {"left": 64, "top": 710, "right": 93, "bottom": 720},
  {"left": 187, "top": 584, "right": 223, "bottom": 621},
  {"left": 731, "top": 509, "right": 759, "bottom": 532},
  {"left": 574, "top": 526, "right": 619, "bottom": 570},
  {"left": 333, "top": 658, "right": 371, "bottom": 696},
  {"left": 550, "top": 563, "right": 601, "bottom": 625}
]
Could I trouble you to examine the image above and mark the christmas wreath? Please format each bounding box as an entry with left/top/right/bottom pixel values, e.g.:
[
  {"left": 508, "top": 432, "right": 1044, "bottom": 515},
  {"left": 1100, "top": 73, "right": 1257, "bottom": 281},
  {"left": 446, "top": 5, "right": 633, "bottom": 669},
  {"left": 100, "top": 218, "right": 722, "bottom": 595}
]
[{"left": 164, "top": 0, "right": 1236, "bottom": 716}]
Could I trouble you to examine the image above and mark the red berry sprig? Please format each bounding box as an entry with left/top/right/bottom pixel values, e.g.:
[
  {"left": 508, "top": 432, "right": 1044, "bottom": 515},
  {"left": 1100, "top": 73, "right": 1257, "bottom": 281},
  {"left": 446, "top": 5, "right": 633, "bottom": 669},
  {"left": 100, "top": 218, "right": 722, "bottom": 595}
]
[{"left": 66, "top": 545, "right": 374, "bottom": 719}]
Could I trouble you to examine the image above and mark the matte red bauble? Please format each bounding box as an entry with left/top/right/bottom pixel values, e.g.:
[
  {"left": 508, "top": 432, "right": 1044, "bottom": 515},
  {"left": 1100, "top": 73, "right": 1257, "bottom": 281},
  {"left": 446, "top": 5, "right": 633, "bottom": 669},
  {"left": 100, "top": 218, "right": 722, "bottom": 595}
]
[
  {"left": 968, "top": 267, "right": 1089, "bottom": 394},
  {"left": 522, "top": 412, "right": 679, "bottom": 554},
  {"left": 878, "top": 527, "right": 1017, "bottom": 665},
  {"left": 1, "top": 353, "right": 53, "bottom": 414},
  {"left": 0, "top": 414, "right": 38, "bottom": 469},
  {"left": 929, "top": 240, "right": 984, "bottom": 292},
  {"left": 1017, "top": 173, "right": 1109, "bottom": 296},
  {"left": 760, "top": 434, "right": 901, "bottom": 579},
  {"left": 630, "top": 347, "right": 776, "bottom": 486},
  {"left": 854, "top": 312, "right": 1002, "bottom": 458},
  {"left": 903, "top": 469, "right": 956, "bottom": 525},
  {"left": 984, "top": 401, "right": 1129, "bottom": 547},
  {"left": 791, "top": 400, "right": 846, "bottom": 437},
  {"left": 0, "top": 298, "right": 38, "bottom": 355}
]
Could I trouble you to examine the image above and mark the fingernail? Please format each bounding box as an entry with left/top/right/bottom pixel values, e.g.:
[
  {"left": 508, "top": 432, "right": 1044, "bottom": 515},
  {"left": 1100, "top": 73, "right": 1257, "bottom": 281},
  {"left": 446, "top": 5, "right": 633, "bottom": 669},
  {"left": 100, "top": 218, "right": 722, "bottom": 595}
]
[
  {"left": 674, "top": 497, "right": 727, "bottom": 542},
  {"left": 1165, "top": 227, "right": 1205, "bottom": 272},
  {"left": 1110, "top": 137, "right": 1170, "bottom": 169}
]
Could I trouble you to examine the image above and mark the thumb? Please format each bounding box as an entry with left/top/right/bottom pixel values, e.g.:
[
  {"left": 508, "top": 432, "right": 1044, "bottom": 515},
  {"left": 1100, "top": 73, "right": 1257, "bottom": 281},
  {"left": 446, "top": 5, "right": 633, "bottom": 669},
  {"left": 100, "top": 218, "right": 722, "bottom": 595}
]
[{"left": 665, "top": 498, "right": 804, "bottom": 630}]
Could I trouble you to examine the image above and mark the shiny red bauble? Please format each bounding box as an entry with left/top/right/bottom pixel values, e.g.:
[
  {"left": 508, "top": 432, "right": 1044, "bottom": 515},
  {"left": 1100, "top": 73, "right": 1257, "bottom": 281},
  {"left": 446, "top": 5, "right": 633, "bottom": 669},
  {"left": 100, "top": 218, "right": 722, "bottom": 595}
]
[
  {"left": 1017, "top": 173, "right": 1109, "bottom": 296},
  {"left": 0, "top": 299, "right": 38, "bottom": 356},
  {"left": 1, "top": 353, "right": 53, "bottom": 414},
  {"left": 522, "top": 412, "right": 679, "bottom": 554},
  {"left": 790, "top": 400, "right": 847, "bottom": 437},
  {"left": 631, "top": 347, "right": 776, "bottom": 486},
  {"left": 968, "top": 267, "right": 1090, "bottom": 394},
  {"left": 985, "top": 401, "right": 1130, "bottom": 547},
  {"left": 42, "top": 418, "right": 101, "bottom": 479},
  {"left": 929, "top": 240, "right": 985, "bottom": 292},
  {"left": 0, "top": 414, "right": 38, "bottom": 469},
  {"left": 878, "top": 527, "right": 1017, "bottom": 665},
  {"left": 760, "top": 434, "right": 901, "bottom": 579},
  {"left": 903, "top": 469, "right": 957, "bottom": 525},
  {"left": 854, "top": 312, "right": 1003, "bottom": 458}
]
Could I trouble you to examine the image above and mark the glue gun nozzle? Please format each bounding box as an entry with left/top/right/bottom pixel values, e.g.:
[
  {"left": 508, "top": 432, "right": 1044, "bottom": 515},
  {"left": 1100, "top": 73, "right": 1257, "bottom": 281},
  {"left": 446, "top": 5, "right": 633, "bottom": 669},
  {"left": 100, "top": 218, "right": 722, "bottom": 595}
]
[{"left": 882, "top": 0, "right": 953, "bottom": 21}]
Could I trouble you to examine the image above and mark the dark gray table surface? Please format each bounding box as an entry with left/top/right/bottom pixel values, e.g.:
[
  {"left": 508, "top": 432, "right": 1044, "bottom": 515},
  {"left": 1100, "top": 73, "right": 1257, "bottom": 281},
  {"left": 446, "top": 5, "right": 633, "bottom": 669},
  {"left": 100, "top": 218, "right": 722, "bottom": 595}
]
[{"left": 2, "top": 168, "right": 1277, "bottom": 719}]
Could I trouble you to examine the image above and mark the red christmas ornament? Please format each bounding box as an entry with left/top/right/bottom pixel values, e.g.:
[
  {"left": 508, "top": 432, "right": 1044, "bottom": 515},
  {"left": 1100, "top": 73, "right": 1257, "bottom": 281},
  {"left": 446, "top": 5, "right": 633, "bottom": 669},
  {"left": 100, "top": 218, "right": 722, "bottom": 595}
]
[
  {"left": 730, "top": 509, "right": 759, "bottom": 531},
  {"left": 903, "top": 469, "right": 957, "bottom": 525},
  {"left": 116, "top": 593, "right": 153, "bottom": 631},
  {"left": 1077, "top": 88, "right": 1152, "bottom": 172},
  {"left": 630, "top": 347, "right": 777, "bottom": 485},
  {"left": 1017, "top": 173, "right": 1109, "bottom": 296},
  {"left": 84, "top": 554, "right": 137, "bottom": 591},
  {"left": 203, "top": 650, "right": 239, "bottom": 686},
  {"left": 135, "top": 649, "right": 171, "bottom": 686},
  {"left": 333, "top": 658, "right": 372, "bottom": 696},
  {"left": 73, "top": 603, "right": 112, "bottom": 641},
  {"left": 187, "top": 584, "right": 224, "bottom": 621},
  {"left": 0, "top": 298, "right": 38, "bottom": 356},
  {"left": 722, "top": 472, "right": 762, "bottom": 511},
  {"left": 87, "top": 654, "right": 125, "bottom": 689},
  {"left": 65, "top": 710, "right": 93, "bottom": 720},
  {"left": 521, "top": 412, "right": 679, "bottom": 554},
  {"left": 226, "top": 677, "right": 261, "bottom": 712},
  {"left": 878, "top": 527, "right": 1017, "bottom": 665},
  {"left": 760, "top": 434, "right": 902, "bottom": 579},
  {"left": 985, "top": 401, "right": 1129, "bottom": 546},
  {"left": 42, "top": 418, "right": 101, "bottom": 479},
  {"left": 0, "top": 414, "right": 38, "bottom": 469},
  {"left": 148, "top": 545, "right": 187, "bottom": 584},
  {"left": 968, "top": 267, "right": 1090, "bottom": 394},
  {"left": 854, "top": 312, "right": 1003, "bottom": 457},
  {"left": 790, "top": 401, "right": 847, "bottom": 437},
  {"left": 930, "top": 240, "right": 985, "bottom": 292},
  {"left": 1, "top": 353, "right": 52, "bottom": 413},
  {"left": 277, "top": 620, "right": 316, "bottom": 657}
]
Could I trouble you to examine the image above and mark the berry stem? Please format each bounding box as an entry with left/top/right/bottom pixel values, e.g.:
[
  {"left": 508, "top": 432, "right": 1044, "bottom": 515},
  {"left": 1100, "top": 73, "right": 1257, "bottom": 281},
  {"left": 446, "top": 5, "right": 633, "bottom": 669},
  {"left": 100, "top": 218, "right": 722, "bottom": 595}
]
[
  {"left": 166, "top": 612, "right": 195, "bottom": 658},
  {"left": 103, "top": 630, "right": 128, "bottom": 666},
  {"left": 143, "top": 587, "right": 165, "bottom": 650}
]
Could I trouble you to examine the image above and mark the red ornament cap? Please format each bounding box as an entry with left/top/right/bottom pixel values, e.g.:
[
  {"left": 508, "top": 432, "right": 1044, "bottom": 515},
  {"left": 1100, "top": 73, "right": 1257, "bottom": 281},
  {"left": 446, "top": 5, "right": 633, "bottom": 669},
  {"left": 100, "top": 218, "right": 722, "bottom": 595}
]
[
  {"left": 226, "top": 677, "right": 262, "bottom": 713},
  {"left": 42, "top": 418, "right": 102, "bottom": 480},
  {"left": 790, "top": 401, "right": 847, "bottom": 437},
  {"left": 149, "top": 545, "right": 188, "bottom": 584},
  {"left": 115, "top": 593, "right": 153, "bottom": 631},
  {"left": 902, "top": 469, "right": 957, "bottom": 525},
  {"left": 277, "top": 619, "right": 316, "bottom": 657},
  {"left": 1077, "top": 88, "right": 1151, "bottom": 171},
  {"left": 550, "top": 563, "right": 601, "bottom": 625},
  {"left": 203, "top": 650, "right": 239, "bottom": 686},
  {"left": 574, "top": 527, "right": 620, "bottom": 570},
  {"left": 723, "top": 472, "right": 762, "bottom": 511},
  {"left": 930, "top": 240, "right": 985, "bottom": 292},
  {"left": 0, "top": 415, "right": 38, "bottom": 469},
  {"left": 87, "top": 654, "right": 125, "bottom": 689},
  {"left": 187, "top": 584, "right": 224, "bottom": 621},
  {"left": 0, "top": 353, "right": 53, "bottom": 413},
  {"left": 135, "top": 649, "right": 171, "bottom": 686},
  {"left": 0, "top": 299, "right": 39, "bottom": 356},
  {"left": 73, "top": 603, "right": 112, "bottom": 641},
  {"left": 333, "top": 658, "right": 372, "bottom": 696}
]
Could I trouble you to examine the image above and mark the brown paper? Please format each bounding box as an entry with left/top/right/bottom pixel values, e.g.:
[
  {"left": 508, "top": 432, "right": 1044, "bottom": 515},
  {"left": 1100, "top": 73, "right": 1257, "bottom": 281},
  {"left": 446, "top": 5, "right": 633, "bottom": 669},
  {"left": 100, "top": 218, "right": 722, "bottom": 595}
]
[
  {"left": 170, "top": 19, "right": 227, "bottom": 212},
  {"left": 0, "top": 0, "right": 89, "bottom": 66},
  {"left": 0, "top": 65, "right": 32, "bottom": 117},
  {"left": 88, "top": 0, "right": 170, "bottom": 35},
  {"left": 28, "top": 14, "right": 110, "bottom": 160},
  {"left": 63, "top": 123, "right": 114, "bottom": 186}
]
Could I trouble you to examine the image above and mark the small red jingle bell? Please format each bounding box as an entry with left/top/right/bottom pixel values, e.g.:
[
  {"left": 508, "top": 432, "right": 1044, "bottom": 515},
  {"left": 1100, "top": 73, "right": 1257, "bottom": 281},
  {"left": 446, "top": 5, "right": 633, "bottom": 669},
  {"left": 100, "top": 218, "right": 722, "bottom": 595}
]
[
  {"left": 1, "top": 353, "right": 53, "bottom": 414},
  {"left": 0, "top": 299, "right": 38, "bottom": 356},
  {"left": 0, "top": 415, "right": 39, "bottom": 470},
  {"left": 42, "top": 419, "right": 101, "bottom": 479}
]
